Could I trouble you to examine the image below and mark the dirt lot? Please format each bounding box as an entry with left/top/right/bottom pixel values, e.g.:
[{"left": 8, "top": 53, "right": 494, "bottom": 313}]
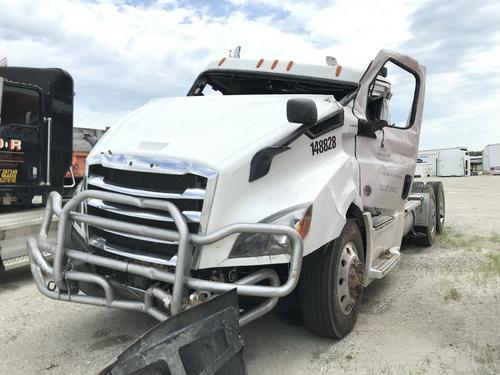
[{"left": 1, "top": 176, "right": 499, "bottom": 374}]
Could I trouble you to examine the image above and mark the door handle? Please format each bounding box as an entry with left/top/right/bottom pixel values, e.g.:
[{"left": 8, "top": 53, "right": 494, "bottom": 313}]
[{"left": 401, "top": 174, "right": 412, "bottom": 199}]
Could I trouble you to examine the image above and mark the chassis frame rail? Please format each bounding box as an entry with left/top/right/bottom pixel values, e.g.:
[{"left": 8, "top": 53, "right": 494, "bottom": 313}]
[{"left": 28, "top": 191, "right": 303, "bottom": 325}]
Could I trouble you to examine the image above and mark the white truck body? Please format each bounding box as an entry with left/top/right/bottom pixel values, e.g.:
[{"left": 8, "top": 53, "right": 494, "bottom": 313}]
[
  {"left": 419, "top": 148, "right": 470, "bottom": 177},
  {"left": 415, "top": 161, "right": 432, "bottom": 177},
  {"left": 483, "top": 143, "right": 500, "bottom": 175},
  {"left": 27, "top": 49, "right": 443, "bottom": 344}
]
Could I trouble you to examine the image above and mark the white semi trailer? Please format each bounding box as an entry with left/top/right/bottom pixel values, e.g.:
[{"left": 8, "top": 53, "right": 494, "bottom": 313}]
[
  {"left": 418, "top": 147, "right": 471, "bottom": 177},
  {"left": 483, "top": 143, "right": 500, "bottom": 175},
  {"left": 27, "top": 49, "right": 446, "bottom": 373}
]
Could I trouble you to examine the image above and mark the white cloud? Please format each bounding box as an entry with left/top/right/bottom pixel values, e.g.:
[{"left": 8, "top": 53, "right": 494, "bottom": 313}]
[{"left": 0, "top": 0, "right": 498, "bottom": 149}]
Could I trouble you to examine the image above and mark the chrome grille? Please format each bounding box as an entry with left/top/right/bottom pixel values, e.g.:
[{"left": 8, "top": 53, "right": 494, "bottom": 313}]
[{"left": 84, "top": 155, "right": 216, "bottom": 268}]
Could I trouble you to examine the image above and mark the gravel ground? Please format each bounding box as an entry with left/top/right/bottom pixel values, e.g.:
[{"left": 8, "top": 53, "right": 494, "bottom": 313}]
[{"left": 1, "top": 175, "right": 499, "bottom": 374}]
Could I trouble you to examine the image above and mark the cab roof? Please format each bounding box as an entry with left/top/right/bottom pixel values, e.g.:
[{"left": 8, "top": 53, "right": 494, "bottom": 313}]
[{"left": 203, "top": 57, "right": 364, "bottom": 85}]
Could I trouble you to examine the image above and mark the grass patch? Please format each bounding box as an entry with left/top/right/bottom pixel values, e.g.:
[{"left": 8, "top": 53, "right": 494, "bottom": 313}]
[
  {"left": 488, "top": 232, "right": 500, "bottom": 244},
  {"left": 437, "top": 227, "right": 500, "bottom": 254},
  {"left": 445, "top": 287, "right": 461, "bottom": 301},
  {"left": 437, "top": 227, "right": 484, "bottom": 251},
  {"left": 482, "top": 252, "right": 500, "bottom": 277},
  {"left": 436, "top": 226, "right": 500, "bottom": 285}
]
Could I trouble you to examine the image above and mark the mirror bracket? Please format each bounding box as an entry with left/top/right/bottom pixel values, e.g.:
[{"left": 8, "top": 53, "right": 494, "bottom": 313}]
[{"left": 357, "top": 119, "right": 388, "bottom": 138}]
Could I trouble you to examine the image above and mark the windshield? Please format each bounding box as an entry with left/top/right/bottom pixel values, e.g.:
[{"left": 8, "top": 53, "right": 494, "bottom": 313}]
[{"left": 188, "top": 71, "right": 358, "bottom": 100}]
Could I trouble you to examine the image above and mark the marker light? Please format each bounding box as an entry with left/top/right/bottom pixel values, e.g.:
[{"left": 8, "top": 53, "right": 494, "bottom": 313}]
[{"left": 295, "top": 205, "right": 313, "bottom": 239}]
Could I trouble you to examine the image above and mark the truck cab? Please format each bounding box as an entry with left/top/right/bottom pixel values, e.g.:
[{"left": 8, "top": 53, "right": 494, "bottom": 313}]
[
  {"left": 28, "top": 49, "right": 444, "bottom": 345},
  {"left": 0, "top": 65, "right": 74, "bottom": 272},
  {"left": 0, "top": 67, "right": 74, "bottom": 208}
]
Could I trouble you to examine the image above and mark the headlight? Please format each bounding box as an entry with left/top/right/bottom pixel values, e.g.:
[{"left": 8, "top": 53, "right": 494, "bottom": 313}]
[{"left": 229, "top": 204, "right": 312, "bottom": 258}]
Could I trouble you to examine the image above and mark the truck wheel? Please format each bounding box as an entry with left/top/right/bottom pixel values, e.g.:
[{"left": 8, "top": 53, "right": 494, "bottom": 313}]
[
  {"left": 299, "top": 220, "right": 364, "bottom": 339},
  {"left": 414, "top": 184, "right": 437, "bottom": 246},
  {"left": 410, "top": 180, "right": 426, "bottom": 193},
  {"left": 426, "top": 181, "right": 445, "bottom": 233}
]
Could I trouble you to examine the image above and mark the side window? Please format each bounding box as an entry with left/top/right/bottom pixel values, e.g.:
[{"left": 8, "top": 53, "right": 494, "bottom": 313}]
[
  {"left": 367, "top": 60, "right": 417, "bottom": 129},
  {"left": 192, "top": 80, "right": 222, "bottom": 97},
  {"left": 0, "top": 84, "right": 41, "bottom": 126}
]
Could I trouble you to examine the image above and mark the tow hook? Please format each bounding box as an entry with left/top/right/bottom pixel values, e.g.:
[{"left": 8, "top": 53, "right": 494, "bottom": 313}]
[{"left": 189, "top": 290, "right": 212, "bottom": 306}]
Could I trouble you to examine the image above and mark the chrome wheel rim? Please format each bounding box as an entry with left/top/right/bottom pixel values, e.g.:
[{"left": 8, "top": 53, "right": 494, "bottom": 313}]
[
  {"left": 430, "top": 198, "right": 436, "bottom": 236},
  {"left": 337, "top": 242, "right": 363, "bottom": 315},
  {"left": 439, "top": 191, "right": 445, "bottom": 226}
]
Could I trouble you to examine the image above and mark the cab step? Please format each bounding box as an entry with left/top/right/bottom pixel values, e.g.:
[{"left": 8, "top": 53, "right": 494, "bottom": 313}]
[
  {"left": 2, "top": 252, "right": 52, "bottom": 271},
  {"left": 367, "top": 247, "right": 401, "bottom": 279}
]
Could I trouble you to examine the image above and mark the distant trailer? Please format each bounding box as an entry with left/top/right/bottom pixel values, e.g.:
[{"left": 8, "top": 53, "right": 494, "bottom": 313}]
[
  {"left": 414, "top": 160, "right": 432, "bottom": 177},
  {"left": 483, "top": 143, "right": 500, "bottom": 175},
  {"left": 418, "top": 147, "right": 471, "bottom": 177}
]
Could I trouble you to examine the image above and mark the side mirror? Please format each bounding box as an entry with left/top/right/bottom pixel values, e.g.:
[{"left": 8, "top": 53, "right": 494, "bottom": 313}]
[{"left": 287, "top": 98, "right": 317, "bottom": 125}]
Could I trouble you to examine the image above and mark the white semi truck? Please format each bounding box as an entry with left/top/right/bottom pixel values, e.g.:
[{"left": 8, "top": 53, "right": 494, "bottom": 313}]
[{"left": 27, "top": 49, "right": 445, "bottom": 373}]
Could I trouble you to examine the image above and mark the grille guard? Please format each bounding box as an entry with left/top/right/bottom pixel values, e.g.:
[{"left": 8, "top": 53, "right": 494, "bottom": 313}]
[{"left": 28, "top": 190, "right": 303, "bottom": 325}]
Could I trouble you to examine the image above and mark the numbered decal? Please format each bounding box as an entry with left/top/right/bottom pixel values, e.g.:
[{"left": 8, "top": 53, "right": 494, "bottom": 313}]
[
  {"left": 0, "top": 169, "right": 18, "bottom": 184},
  {"left": 310, "top": 136, "right": 336, "bottom": 156}
]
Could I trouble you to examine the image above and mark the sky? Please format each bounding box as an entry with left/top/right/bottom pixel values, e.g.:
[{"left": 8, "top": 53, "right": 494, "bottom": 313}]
[{"left": 0, "top": 0, "right": 499, "bottom": 150}]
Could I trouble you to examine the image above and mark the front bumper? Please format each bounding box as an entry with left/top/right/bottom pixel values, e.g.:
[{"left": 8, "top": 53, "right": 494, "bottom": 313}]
[{"left": 28, "top": 190, "right": 303, "bottom": 325}]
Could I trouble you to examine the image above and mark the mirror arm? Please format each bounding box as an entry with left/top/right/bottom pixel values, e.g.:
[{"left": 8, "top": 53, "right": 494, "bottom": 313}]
[
  {"left": 357, "top": 119, "right": 388, "bottom": 139},
  {"left": 249, "top": 123, "right": 309, "bottom": 182}
]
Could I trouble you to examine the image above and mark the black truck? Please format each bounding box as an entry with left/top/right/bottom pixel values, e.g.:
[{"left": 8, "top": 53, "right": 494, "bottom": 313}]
[
  {"left": 0, "top": 65, "right": 74, "bottom": 271},
  {"left": 0, "top": 66, "right": 74, "bottom": 207}
]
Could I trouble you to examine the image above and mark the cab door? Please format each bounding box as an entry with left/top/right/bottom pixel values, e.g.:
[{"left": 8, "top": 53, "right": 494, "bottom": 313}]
[
  {"left": 353, "top": 50, "right": 426, "bottom": 211},
  {"left": 0, "top": 80, "right": 44, "bottom": 192}
]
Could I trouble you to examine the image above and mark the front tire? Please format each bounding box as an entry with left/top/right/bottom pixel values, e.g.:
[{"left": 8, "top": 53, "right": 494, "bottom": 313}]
[{"left": 299, "top": 220, "right": 364, "bottom": 339}]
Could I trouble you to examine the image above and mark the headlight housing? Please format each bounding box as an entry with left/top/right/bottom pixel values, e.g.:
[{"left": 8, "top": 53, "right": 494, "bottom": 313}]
[{"left": 229, "top": 204, "right": 312, "bottom": 258}]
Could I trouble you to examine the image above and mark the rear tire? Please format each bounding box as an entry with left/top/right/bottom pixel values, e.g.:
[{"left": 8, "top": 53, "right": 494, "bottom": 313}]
[
  {"left": 414, "top": 184, "right": 437, "bottom": 246},
  {"left": 426, "top": 181, "right": 445, "bottom": 233},
  {"left": 410, "top": 180, "right": 426, "bottom": 193},
  {"left": 299, "top": 220, "right": 364, "bottom": 339}
]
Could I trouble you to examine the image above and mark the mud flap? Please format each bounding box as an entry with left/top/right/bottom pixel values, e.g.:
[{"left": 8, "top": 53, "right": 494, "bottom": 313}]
[{"left": 100, "top": 289, "right": 246, "bottom": 375}]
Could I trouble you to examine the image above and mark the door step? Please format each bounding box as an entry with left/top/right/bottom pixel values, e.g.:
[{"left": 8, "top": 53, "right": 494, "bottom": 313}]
[
  {"left": 367, "top": 247, "right": 401, "bottom": 279},
  {"left": 2, "top": 252, "right": 52, "bottom": 271},
  {"left": 371, "top": 215, "right": 395, "bottom": 229}
]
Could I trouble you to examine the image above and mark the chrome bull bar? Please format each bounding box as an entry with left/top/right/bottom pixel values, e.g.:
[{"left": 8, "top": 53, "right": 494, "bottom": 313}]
[{"left": 28, "top": 190, "right": 303, "bottom": 325}]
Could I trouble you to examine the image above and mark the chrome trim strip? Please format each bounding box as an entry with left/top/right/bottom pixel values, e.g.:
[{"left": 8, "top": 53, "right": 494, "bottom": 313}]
[
  {"left": 45, "top": 117, "right": 52, "bottom": 185},
  {"left": 99, "top": 228, "right": 179, "bottom": 245},
  {"left": 89, "top": 237, "right": 177, "bottom": 266},
  {"left": 89, "top": 153, "right": 217, "bottom": 178},
  {"left": 87, "top": 198, "right": 201, "bottom": 223},
  {"left": 87, "top": 176, "right": 205, "bottom": 200}
]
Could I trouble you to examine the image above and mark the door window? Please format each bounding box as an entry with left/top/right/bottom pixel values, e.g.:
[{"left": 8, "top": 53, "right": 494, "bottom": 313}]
[
  {"left": 0, "top": 84, "right": 41, "bottom": 126},
  {"left": 367, "top": 60, "right": 418, "bottom": 129}
]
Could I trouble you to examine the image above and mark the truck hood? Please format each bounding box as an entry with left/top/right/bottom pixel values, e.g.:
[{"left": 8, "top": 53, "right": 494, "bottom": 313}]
[{"left": 91, "top": 95, "right": 337, "bottom": 168}]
